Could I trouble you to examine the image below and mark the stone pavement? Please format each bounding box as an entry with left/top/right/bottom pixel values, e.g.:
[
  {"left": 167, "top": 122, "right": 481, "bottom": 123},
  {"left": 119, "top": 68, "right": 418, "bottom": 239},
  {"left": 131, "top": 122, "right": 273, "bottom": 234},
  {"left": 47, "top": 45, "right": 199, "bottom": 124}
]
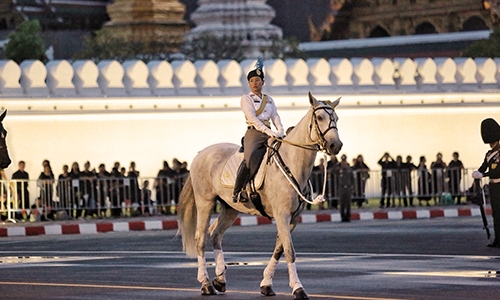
[{"left": 0, "top": 204, "right": 491, "bottom": 238}]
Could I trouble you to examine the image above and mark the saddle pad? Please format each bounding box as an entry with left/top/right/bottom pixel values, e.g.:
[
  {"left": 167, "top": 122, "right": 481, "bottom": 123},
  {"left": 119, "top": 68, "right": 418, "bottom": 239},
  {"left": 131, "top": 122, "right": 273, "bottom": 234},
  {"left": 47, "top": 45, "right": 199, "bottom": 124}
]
[{"left": 220, "top": 151, "right": 266, "bottom": 189}]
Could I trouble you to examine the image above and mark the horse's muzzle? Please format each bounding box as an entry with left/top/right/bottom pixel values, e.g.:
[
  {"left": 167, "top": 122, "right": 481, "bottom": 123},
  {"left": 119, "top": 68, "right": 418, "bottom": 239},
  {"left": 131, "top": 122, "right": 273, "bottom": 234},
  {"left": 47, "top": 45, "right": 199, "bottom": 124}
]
[{"left": 330, "top": 141, "right": 343, "bottom": 155}]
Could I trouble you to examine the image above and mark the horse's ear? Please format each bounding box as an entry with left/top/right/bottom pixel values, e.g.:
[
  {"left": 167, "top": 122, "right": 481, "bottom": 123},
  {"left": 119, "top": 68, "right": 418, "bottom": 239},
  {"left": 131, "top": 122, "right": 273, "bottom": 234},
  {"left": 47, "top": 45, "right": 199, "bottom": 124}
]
[
  {"left": 0, "top": 110, "right": 6, "bottom": 122},
  {"left": 308, "top": 91, "right": 318, "bottom": 106},
  {"left": 331, "top": 97, "right": 341, "bottom": 108}
]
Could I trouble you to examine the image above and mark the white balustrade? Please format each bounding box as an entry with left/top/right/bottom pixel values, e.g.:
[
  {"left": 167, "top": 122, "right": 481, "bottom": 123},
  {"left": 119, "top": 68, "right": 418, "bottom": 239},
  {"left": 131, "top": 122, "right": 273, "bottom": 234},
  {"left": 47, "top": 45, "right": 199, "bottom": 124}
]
[
  {"left": 371, "top": 58, "right": 395, "bottom": 89},
  {"left": 393, "top": 58, "right": 417, "bottom": 89},
  {"left": 97, "top": 60, "right": 125, "bottom": 96},
  {"left": 285, "top": 58, "right": 308, "bottom": 91},
  {"left": 20, "top": 60, "right": 48, "bottom": 96},
  {"left": 434, "top": 57, "right": 457, "bottom": 91},
  {"left": 329, "top": 58, "right": 353, "bottom": 87},
  {"left": 194, "top": 60, "right": 220, "bottom": 95},
  {"left": 414, "top": 58, "right": 437, "bottom": 90},
  {"left": 46, "top": 60, "right": 75, "bottom": 97},
  {"left": 0, "top": 60, "right": 22, "bottom": 96},
  {"left": 72, "top": 60, "right": 100, "bottom": 96},
  {"left": 217, "top": 59, "right": 242, "bottom": 95},
  {"left": 454, "top": 57, "right": 477, "bottom": 90},
  {"left": 307, "top": 58, "right": 331, "bottom": 91},
  {"left": 147, "top": 60, "right": 174, "bottom": 96},
  {"left": 122, "top": 60, "right": 150, "bottom": 96},
  {"left": 262, "top": 59, "right": 287, "bottom": 93},
  {"left": 171, "top": 60, "right": 197, "bottom": 95},
  {"left": 351, "top": 58, "right": 374, "bottom": 88},
  {"left": 0, "top": 57, "right": 498, "bottom": 98}
]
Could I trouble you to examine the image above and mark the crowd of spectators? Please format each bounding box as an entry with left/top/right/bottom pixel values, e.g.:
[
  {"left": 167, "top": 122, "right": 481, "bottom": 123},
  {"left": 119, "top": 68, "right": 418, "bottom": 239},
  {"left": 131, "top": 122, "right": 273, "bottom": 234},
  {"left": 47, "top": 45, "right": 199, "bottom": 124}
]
[
  {"left": 309, "top": 151, "right": 466, "bottom": 210},
  {"left": 7, "top": 158, "right": 189, "bottom": 221},
  {"left": 3, "top": 151, "right": 471, "bottom": 222}
]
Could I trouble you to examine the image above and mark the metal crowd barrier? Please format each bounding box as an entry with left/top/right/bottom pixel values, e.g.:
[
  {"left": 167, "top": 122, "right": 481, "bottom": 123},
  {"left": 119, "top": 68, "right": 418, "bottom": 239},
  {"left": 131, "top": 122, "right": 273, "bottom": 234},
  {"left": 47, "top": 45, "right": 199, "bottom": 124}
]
[
  {"left": 0, "top": 168, "right": 482, "bottom": 222},
  {"left": 0, "top": 174, "right": 188, "bottom": 222},
  {"left": 309, "top": 167, "right": 478, "bottom": 208}
]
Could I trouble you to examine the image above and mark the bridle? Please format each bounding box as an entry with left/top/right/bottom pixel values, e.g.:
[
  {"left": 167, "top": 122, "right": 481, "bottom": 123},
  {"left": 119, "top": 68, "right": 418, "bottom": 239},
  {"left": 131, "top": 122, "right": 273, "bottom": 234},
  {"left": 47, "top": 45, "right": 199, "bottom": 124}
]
[
  {"left": 278, "top": 101, "right": 339, "bottom": 154},
  {"left": 310, "top": 102, "right": 338, "bottom": 154}
]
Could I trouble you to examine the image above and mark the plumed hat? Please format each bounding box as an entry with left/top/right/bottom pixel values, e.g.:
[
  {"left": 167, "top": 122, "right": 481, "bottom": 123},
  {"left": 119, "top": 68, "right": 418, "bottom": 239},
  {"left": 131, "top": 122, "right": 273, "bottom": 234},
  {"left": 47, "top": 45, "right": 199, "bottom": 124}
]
[
  {"left": 481, "top": 118, "right": 500, "bottom": 143},
  {"left": 247, "top": 58, "right": 264, "bottom": 81}
]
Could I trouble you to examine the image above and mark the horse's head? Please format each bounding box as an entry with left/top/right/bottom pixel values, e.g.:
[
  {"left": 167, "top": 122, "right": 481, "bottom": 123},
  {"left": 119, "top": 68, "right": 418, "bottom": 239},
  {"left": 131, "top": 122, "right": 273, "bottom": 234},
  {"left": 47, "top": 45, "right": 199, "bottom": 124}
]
[
  {"left": 0, "top": 110, "right": 12, "bottom": 169},
  {"left": 308, "top": 92, "right": 343, "bottom": 155}
]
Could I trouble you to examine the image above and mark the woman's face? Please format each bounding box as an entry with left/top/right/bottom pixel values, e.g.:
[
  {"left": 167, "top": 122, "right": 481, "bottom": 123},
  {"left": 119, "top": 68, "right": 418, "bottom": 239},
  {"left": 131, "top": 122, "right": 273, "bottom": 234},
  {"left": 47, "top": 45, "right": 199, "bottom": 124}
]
[{"left": 248, "top": 76, "right": 263, "bottom": 94}]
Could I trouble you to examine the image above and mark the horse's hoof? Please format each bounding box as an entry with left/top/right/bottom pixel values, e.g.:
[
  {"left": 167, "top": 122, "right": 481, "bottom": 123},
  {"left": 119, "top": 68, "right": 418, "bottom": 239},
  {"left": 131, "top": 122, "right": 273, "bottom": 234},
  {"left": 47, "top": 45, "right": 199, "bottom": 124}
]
[
  {"left": 212, "top": 278, "right": 226, "bottom": 293},
  {"left": 293, "top": 287, "right": 309, "bottom": 300},
  {"left": 260, "top": 285, "right": 276, "bottom": 296},
  {"left": 201, "top": 283, "right": 217, "bottom": 295}
]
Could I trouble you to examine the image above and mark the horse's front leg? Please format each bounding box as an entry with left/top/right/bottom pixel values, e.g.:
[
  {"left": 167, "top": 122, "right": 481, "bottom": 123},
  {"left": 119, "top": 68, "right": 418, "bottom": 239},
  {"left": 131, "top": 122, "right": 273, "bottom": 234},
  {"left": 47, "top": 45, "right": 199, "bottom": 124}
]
[
  {"left": 260, "top": 235, "right": 283, "bottom": 296},
  {"left": 195, "top": 202, "right": 217, "bottom": 295},
  {"left": 269, "top": 213, "right": 309, "bottom": 300},
  {"left": 209, "top": 203, "right": 239, "bottom": 293}
]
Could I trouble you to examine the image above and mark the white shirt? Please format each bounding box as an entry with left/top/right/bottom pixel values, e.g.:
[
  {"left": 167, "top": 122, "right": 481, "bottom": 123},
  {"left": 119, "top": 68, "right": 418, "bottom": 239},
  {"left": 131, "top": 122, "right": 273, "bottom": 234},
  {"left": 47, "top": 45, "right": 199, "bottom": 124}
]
[{"left": 240, "top": 92, "right": 284, "bottom": 136}]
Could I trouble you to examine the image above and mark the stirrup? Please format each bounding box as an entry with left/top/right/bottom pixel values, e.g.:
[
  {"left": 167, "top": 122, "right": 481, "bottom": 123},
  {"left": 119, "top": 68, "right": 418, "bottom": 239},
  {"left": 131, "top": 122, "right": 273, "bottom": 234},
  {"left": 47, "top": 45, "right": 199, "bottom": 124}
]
[{"left": 233, "top": 190, "right": 249, "bottom": 203}]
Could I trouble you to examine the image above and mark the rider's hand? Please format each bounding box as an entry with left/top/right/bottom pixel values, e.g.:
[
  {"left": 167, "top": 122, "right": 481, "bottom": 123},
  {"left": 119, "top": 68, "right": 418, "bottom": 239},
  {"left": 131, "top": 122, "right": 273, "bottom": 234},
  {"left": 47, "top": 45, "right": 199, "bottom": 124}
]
[
  {"left": 472, "top": 170, "right": 483, "bottom": 179},
  {"left": 266, "top": 129, "right": 279, "bottom": 138}
]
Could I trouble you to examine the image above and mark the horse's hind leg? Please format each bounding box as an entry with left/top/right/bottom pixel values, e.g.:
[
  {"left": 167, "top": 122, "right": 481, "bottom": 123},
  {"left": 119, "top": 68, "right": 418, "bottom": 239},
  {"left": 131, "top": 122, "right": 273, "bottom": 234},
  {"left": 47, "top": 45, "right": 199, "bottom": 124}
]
[
  {"left": 209, "top": 201, "right": 239, "bottom": 293},
  {"left": 194, "top": 198, "right": 218, "bottom": 295}
]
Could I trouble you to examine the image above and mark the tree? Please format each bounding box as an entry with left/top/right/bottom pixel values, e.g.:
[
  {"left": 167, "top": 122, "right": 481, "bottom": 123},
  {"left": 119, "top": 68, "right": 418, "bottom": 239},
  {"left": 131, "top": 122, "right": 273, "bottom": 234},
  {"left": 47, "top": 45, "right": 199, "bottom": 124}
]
[
  {"left": 73, "top": 30, "right": 141, "bottom": 62},
  {"left": 4, "top": 20, "right": 47, "bottom": 63},
  {"left": 462, "top": 28, "right": 500, "bottom": 58},
  {"left": 181, "top": 34, "right": 246, "bottom": 61},
  {"left": 74, "top": 30, "right": 177, "bottom": 63}
]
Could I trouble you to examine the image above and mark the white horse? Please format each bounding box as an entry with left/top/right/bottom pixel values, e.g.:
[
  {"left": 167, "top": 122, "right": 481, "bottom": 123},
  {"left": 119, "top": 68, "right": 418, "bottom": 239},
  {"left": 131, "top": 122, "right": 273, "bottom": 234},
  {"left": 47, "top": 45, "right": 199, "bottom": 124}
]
[{"left": 177, "top": 92, "right": 342, "bottom": 299}]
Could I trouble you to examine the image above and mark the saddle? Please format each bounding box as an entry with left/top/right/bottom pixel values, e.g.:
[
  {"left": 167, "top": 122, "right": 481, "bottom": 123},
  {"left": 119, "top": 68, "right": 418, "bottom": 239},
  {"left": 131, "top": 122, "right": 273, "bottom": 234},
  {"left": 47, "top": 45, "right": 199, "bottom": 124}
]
[{"left": 220, "top": 150, "right": 267, "bottom": 189}]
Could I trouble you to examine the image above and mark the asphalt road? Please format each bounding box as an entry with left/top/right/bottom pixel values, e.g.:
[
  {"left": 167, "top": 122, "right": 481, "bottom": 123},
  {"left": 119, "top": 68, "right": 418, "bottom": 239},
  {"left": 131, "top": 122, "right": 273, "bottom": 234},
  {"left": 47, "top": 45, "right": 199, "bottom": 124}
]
[{"left": 0, "top": 216, "right": 499, "bottom": 300}]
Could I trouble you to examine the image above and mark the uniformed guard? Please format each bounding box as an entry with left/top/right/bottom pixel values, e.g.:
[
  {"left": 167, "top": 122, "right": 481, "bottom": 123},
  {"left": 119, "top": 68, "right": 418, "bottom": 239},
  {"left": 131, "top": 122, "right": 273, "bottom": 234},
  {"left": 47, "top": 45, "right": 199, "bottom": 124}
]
[
  {"left": 233, "top": 59, "right": 284, "bottom": 203},
  {"left": 472, "top": 118, "right": 500, "bottom": 247}
]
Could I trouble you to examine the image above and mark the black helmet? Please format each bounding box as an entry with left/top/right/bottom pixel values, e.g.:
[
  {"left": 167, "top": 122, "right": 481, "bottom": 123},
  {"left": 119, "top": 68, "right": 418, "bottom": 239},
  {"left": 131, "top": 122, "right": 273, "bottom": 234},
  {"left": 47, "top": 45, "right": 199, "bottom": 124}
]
[{"left": 481, "top": 118, "right": 500, "bottom": 144}]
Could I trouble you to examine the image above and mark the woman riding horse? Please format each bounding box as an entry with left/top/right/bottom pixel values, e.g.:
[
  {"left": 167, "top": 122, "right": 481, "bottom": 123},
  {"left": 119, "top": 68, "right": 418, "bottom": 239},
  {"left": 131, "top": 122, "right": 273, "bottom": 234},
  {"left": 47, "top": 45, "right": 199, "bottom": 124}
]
[{"left": 233, "top": 60, "right": 284, "bottom": 203}]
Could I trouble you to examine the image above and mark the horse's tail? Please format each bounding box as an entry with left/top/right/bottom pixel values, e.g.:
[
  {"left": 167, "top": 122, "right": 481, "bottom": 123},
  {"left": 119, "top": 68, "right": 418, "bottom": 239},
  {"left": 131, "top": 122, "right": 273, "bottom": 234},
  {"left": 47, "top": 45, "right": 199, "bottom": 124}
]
[{"left": 177, "top": 175, "right": 198, "bottom": 258}]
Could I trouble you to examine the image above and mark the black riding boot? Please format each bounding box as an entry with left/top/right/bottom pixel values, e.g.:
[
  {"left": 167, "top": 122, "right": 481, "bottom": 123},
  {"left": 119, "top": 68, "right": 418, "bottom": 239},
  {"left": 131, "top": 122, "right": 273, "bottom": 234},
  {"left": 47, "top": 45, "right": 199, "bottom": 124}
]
[{"left": 233, "top": 161, "right": 250, "bottom": 203}]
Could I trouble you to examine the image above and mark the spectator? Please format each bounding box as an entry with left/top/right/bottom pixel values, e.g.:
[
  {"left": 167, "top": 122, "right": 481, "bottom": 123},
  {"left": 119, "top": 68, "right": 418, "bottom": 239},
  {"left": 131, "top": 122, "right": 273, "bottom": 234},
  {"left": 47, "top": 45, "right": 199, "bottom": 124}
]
[
  {"left": 337, "top": 154, "right": 354, "bottom": 222},
  {"left": 155, "top": 160, "right": 175, "bottom": 215},
  {"left": 393, "top": 155, "right": 407, "bottom": 207},
  {"left": 141, "top": 179, "right": 152, "bottom": 215},
  {"left": 96, "top": 163, "right": 111, "bottom": 217},
  {"left": 417, "top": 156, "right": 432, "bottom": 206},
  {"left": 128, "top": 161, "right": 140, "bottom": 205},
  {"left": 12, "top": 160, "right": 29, "bottom": 211},
  {"left": 402, "top": 155, "right": 417, "bottom": 206},
  {"left": 431, "top": 152, "right": 447, "bottom": 203},
  {"left": 38, "top": 164, "right": 54, "bottom": 219},
  {"left": 352, "top": 154, "right": 370, "bottom": 208},
  {"left": 57, "top": 165, "right": 71, "bottom": 215},
  {"left": 81, "top": 161, "right": 97, "bottom": 217},
  {"left": 69, "top": 162, "right": 83, "bottom": 218},
  {"left": 378, "top": 152, "right": 395, "bottom": 208},
  {"left": 111, "top": 162, "right": 121, "bottom": 177},
  {"left": 326, "top": 156, "right": 339, "bottom": 209},
  {"left": 448, "top": 152, "right": 464, "bottom": 205}
]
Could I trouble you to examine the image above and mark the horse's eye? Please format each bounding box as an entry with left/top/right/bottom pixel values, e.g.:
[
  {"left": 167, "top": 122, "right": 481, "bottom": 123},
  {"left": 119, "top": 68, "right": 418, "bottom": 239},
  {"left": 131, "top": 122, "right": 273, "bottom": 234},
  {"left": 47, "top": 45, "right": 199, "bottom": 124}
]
[{"left": 317, "top": 116, "right": 323, "bottom": 121}]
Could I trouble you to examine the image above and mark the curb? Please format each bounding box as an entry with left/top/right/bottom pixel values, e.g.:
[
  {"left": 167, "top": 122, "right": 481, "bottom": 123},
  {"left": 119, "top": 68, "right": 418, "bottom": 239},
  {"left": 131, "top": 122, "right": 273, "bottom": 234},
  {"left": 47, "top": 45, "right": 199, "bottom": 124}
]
[{"left": 0, "top": 206, "right": 491, "bottom": 238}]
